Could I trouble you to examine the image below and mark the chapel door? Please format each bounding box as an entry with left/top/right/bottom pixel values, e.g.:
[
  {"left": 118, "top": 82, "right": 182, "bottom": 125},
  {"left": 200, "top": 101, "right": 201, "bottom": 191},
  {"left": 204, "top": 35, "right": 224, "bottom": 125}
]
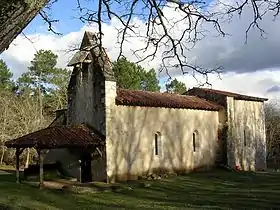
[{"left": 81, "top": 153, "right": 92, "bottom": 183}]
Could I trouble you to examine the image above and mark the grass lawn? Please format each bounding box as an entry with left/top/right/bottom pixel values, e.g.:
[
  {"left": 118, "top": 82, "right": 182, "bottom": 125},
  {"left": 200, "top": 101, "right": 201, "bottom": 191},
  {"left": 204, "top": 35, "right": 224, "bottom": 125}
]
[{"left": 1, "top": 169, "right": 280, "bottom": 209}]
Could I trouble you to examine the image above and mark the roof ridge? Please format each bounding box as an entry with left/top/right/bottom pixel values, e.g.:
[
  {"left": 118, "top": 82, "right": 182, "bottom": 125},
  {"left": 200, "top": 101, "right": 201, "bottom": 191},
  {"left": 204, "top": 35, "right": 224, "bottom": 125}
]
[
  {"left": 117, "top": 88, "right": 199, "bottom": 98},
  {"left": 116, "top": 88, "right": 222, "bottom": 110},
  {"left": 188, "top": 87, "right": 268, "bottom": 101}
]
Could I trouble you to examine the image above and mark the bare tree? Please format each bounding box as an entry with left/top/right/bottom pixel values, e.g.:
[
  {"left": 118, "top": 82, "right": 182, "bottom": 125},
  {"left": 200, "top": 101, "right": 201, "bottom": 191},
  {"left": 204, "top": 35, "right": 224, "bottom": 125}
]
[
  {"left": 265, "top": 100, "right": 280, "bottom": 159},
  {"left": 0, "top": 91, "right": 50, "bottom": 166},
  {"left": 0, "top": 92, "right": 13, "bottom": 164},
  {"left": 1, "top": 0, "right": 280, "bottom": 82}
]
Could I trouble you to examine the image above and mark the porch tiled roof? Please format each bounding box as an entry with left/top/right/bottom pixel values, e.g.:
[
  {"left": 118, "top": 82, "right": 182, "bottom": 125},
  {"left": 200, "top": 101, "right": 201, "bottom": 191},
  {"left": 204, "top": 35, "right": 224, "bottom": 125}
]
[{"left": 5, "top": 124, "right": 105, "bottom": 149}]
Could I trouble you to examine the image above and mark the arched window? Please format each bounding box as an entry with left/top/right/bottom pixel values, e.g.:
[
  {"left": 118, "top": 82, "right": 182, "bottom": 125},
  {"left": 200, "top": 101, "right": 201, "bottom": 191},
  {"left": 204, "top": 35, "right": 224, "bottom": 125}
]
[
  {"left": 154, "top": 132, "right": 162, "bottom": 156},
  {"left": 193, "top": 130, "right": 200, "bottom": 152}
]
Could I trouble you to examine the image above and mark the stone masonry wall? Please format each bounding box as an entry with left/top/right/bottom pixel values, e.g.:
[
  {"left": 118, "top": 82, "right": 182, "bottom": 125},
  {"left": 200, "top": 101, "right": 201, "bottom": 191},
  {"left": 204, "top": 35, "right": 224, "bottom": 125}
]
[
  {"left": 106, "top": 105, "right": 219, "bottom": 182},
  {"left": 227, "top": 97, "right": 266, "bottom": 170},
  {"left": 67, "top": 63, "right": 105, "bottom": 133}
]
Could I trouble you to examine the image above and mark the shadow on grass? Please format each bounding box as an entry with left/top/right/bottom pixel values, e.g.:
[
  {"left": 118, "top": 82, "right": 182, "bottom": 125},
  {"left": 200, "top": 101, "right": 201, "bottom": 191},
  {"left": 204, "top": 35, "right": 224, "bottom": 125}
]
[
  {"left": 1, "top": 170, "right": 280, "bottom": 209},
  {"left": 0, "top": 173, "right": 128, "bottom": 210},
  {"left": 117, "top": 170, "right": 280, "bottom": 209}
]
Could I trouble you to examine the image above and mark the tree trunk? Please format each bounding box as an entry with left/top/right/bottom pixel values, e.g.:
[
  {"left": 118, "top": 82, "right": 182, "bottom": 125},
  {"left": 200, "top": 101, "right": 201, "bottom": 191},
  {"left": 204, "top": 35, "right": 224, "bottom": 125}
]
[
  {"left": 25, "top": 148, "right": 30, "bottom": 168},
  {"left": 0, "top": 0, "right": 49, "bottom": 54},
  {"left": 0, "top": 145, "right": 4, "bottom": 165},
  {"left": 1, "top": 106, "right": 7, "bottom": 165},
  {"left": 38, "top": 85, "right": 43, "bottom": 119}
]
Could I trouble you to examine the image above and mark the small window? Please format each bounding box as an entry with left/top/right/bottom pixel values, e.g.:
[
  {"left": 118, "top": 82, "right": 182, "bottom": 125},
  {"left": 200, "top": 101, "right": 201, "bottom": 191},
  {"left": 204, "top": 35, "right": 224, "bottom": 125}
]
[
  {"left": 244, "top": 129, "right": 247, "bottom": 147},
  {"left": 193, "top": 130, "right": 199, "bottom": 152},
  {"left": 154, "top": 132, "right": 162, "bottom": 156},
  {"left": 244, "top": 126, "right": 250, "bottom": 147}
]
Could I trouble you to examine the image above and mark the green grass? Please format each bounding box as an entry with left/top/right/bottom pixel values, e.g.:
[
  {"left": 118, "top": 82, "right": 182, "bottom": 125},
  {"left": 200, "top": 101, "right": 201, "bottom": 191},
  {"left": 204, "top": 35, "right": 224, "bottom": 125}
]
[{"left": 1, "top": 170, "right": 280, "bottom": 209}]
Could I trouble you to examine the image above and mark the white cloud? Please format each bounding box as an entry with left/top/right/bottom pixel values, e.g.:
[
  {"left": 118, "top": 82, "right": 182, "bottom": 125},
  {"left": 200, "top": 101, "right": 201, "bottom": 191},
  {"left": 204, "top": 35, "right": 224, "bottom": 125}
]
[
  {"left": 1, "top": 1, "right": 280, "bottom": 101},
  {"left": 171, "top": 70, "right": 280, "bottom": 99},
  {"left": 0, "top": 32, "right": 83, "bottom": 78}
]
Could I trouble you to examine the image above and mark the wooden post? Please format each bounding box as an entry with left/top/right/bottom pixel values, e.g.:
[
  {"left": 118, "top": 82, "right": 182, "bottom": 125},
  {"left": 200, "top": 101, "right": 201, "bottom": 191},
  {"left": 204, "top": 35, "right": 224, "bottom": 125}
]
[
  {"left": 16, "top": 148, "right": 20, "bottom": 183},
  {"left": 36, "top": 149, "right": 48, "bottom": 189},
  {"left": 15, "top": 148, "right": 24, "bottom": 183},
  {"left": 79, "top": 159, "right": 82, "bottom": 183},
  {"left": 38, "top": 150, "right": 43, "bottom": 189}
]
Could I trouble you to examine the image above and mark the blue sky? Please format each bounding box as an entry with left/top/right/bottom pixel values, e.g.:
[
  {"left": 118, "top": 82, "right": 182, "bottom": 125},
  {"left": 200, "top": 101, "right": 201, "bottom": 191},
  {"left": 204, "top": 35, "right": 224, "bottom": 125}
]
[
  {"left": 25, "top": 0, "right": 208, "bottom": 35},
  {"left": 25, "top": 0, "right": 84, "bottom": 35},
  {"left": 2, "top": 0, "right": 280, "bottom": 98},
  {"left": 22, "top": 0, "right": 173, "bottom": 85},
  {"left": 24, "top": 0, "right": 151, "bottom": 35}
]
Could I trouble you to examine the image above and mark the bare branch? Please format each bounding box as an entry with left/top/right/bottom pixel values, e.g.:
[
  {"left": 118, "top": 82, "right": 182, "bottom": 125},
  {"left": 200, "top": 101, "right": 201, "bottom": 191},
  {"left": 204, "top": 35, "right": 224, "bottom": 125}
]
[
  {"left": 21, "top": 32, "right": 38, "bottom": 53},
  {"left": 39, "top": 10, "right": 62, "bottom": 35},
  {"left": 63, "top": 0, "right": 280, "bottom": 83}
]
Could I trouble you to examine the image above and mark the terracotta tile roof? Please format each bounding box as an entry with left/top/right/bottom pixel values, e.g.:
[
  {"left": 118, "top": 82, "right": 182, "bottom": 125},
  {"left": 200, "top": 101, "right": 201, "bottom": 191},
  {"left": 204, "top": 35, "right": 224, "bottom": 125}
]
[
  {"left": 116, "top": 88, "right": 222, "bottom": 111},
  {"left": 5, "top": 124, "right": 105, "bottom": 149},
  {"left": 187, "top": 87, "right": 268, "bottom": 102}
]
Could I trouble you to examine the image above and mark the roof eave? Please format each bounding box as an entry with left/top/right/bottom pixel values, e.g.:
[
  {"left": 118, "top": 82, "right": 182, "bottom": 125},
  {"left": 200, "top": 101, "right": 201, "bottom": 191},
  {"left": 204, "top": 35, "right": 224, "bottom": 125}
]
[
  {"left": 233, "top": 96, "right": 268, "bottom": 102},
  {"left": 115, "top": 100, "right": 222, "bottom": 111},
  {"left": 187, "top": 87, "right": 268, "bottom": 102}
]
